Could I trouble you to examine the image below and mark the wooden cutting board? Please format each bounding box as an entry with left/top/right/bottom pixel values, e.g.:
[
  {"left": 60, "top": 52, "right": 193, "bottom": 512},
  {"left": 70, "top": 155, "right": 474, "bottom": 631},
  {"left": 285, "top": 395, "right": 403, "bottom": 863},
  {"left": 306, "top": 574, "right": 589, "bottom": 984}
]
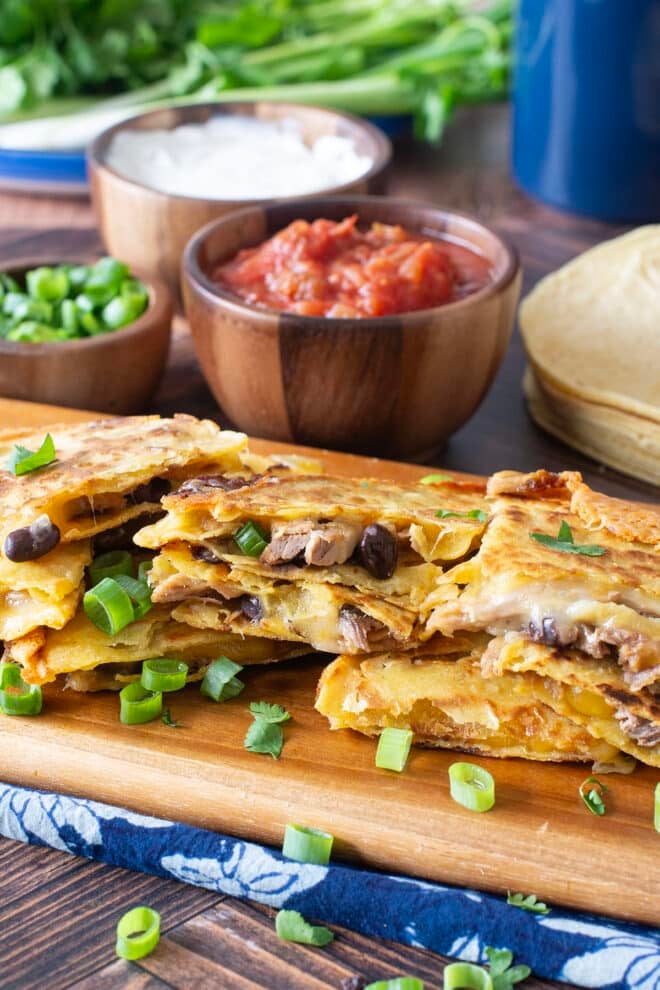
[{"left": 0, "top": 397, "right": 658, "bottom": 928}]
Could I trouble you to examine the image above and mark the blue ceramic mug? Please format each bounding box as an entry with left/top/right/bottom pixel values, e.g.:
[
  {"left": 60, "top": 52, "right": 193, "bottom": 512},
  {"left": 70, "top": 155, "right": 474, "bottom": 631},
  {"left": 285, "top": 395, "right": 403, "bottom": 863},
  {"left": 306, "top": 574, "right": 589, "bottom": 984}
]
[{"left": 513, "top": 0, "right": 660, "bottom": 221}]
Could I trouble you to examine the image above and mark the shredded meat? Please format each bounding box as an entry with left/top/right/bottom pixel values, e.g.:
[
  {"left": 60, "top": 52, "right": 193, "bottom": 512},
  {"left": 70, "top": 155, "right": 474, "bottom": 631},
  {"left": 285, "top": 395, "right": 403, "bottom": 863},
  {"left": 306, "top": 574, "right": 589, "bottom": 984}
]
[
  {"left": 614, "top": 710, "right": 660, "bottom": 747},
  {"left": 528, "top": 618, "right": 660, "bottom": 684},
  {"left": 338, "top": 605, "right": 393, "bottom": 652},
  {"left": 152, "top": 573, "right": 241, "bottom": 604},
  {"left": 260, "top": 519, "right": 361, "bottom": 567}
]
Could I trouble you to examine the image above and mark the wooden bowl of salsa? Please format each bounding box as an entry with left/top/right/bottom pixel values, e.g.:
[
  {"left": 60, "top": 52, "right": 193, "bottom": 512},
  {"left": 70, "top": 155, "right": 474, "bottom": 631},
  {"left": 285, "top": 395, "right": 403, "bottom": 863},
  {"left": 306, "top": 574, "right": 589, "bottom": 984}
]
[{"left": 182, "top": 196, "right": 521, "bottom": 459}]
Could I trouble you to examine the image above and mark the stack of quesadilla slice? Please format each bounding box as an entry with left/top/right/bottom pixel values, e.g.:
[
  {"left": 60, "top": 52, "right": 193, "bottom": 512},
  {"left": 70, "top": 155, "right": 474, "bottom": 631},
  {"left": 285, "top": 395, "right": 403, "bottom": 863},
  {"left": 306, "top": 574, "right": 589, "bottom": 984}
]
[
  {"left": 0, "top": 415, "right": 305, "bottom": 688},
  {"left": 134, "top": 473, "right": 488, "bottom": 655}
]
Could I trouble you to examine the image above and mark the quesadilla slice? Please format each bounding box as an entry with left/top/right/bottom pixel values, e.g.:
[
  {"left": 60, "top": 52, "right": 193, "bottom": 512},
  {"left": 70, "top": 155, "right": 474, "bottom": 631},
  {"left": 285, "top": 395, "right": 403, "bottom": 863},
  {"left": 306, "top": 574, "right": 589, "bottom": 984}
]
[
  {"left": 135, "top": 474, "right": 488, "bottom": 654},
  {"left": 426, "top": 470, "right": 660, "bottom": 692},
  {"left": 315, "top": 638, "right": 627, "bottom": 766},
  {"left": 481, "top": 634, "right": 659, "bottom": 768},
  {"left": 5, "top": 604, "right": 307, "bottom": 688}
]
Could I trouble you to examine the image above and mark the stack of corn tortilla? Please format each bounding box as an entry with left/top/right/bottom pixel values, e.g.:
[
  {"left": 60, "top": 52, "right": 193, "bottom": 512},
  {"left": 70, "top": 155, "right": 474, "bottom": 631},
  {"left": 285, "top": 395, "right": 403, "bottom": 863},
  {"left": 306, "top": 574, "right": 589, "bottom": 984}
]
[{"left": 520, "top": 225, "right": 660, "bottom": 486}]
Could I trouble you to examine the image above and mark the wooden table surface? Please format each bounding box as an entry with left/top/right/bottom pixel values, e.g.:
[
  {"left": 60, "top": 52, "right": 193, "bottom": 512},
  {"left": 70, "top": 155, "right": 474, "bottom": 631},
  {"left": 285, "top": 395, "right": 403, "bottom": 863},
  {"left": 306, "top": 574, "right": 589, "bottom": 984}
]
[{"left": 0, "top": 104, "right": 653, "bottom": 990}]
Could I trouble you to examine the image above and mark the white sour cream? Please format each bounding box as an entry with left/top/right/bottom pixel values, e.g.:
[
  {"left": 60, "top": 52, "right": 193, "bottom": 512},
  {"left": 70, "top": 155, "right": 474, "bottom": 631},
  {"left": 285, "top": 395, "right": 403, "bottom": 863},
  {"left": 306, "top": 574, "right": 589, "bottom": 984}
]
[{"left": 106, "top": 115, "right": 373, "bottom": 199}]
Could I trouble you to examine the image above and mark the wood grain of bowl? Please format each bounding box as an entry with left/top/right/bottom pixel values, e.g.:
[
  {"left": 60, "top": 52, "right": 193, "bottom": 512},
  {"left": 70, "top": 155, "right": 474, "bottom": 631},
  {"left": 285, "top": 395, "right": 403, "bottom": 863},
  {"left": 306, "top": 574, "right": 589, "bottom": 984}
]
[
  {"left": 182, "top": 196, "right": 521, "bottom": 459},
  {"left": 0, "top": 258, "right": 173, "bottom": 414},
  {"left": 88, "top": 101, "right": 391, "bottom": 303}
]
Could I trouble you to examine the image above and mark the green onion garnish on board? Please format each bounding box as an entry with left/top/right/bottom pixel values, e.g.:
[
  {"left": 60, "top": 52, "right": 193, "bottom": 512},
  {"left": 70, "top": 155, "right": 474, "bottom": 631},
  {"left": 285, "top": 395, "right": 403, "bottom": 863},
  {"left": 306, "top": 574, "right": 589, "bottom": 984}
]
[
  {"left": 375, "top": 727, "right": 413, "bottom": 773},
  {"left": 234, "top": 520, "right": 269, "bottom": 557},
  {"left": 506, "top": 891, "right": 550, "bottom": 915},
  {"left": 6, "top": 433, "right": 56, "bottom": 476},
  {"left": 201, "top": 657, "right": 245, "bottom": 702},
  {"left": 444, "top": 963, "right": 492, "bottom": 990},
  {"left": 115, "top": 905, "right": 161, "bottom": 960},
  {"left": 436, "top": 508, "right": 488, "bottom": 523},
  {"left": 141, "top": 658, "right": 188, "bottom": 693},
  {"left": 119, "top": 682, "right": 162, "bottom": 725},
  {"left": 654, "top": 783, "right": 660, "bottom": 833},
  {"left": 530, "top": 521, "right": 606, "bottom": 557},
  {"left": 282, "top": 824, "right": 334, "bottom": 866},
  {"left": 419, "top": 473, "right": 452, "bottom": 484},
  {"left": 364, "top": 980, "right": 424, "bottom": 990},
  {"left": 448, "top": 762, "right": 495, "bottom": 813},
  {"left": 0, "top": 662, "right": 42, "bottom": 716},
  {"left": 275, "top": 910, "right": 334, "bottom": 947},
  {"left": 83, "top": 577, "right": 135, "bottom": 635},
  {"left": 88, "top": 550, "right": 133, "bottom": 586},
  {"left": 579, "top": 776, "right": 608, "bottom": 816}
]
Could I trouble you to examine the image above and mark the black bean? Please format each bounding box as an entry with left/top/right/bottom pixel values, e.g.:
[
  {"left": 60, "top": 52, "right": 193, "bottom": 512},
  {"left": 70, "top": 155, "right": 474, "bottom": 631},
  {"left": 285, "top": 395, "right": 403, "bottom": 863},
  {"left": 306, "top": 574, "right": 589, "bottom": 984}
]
[
  {"left": 94, "top": 512, "right": 163, "bottom": 553},
  {"left": 4, "top": 514, "right": 60, "bottom": 562},
  {"left": 130, "top": 477, "right": 171, "bottom": 504},
  {"left": 178, "top": 475, "right": 260, "bottom": 497},
  {"left": 192, "top": 545, "right": 222, "bottom": 564},
  {"left": 358, "top": 523, "right": 398, "bottom": 580},
  {"left": 240, "top": 595, "right": 263, "bottom": 621}
]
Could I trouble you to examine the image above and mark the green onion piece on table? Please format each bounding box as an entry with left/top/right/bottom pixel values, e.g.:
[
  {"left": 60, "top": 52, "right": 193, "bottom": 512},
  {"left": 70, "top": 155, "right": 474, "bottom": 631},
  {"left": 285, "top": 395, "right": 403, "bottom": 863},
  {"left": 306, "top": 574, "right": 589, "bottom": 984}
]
[
  {"left": 275, "top": 910, "right": 334, "bottom": 947},
  {"left": 234, "top": 520, "right": 269, "bottom": 556},
  {"left": 443, "top": 962, "right": 493, "bottom": 990},
  {"left": 6, "top": 433, "right": 56, "bottom": 476},
  {"left": 141, "top": 658, "right": 188, "bottom": 693},
  {"left": 364, "top": 980, "right": 425, "bottom": 990},
  {"left": 283, "top": 824, "right": 334, "bottom": 865},
  {"left": 375, "top": 727, "right": 413, "bottom": 772},
  {"left": 115, "top": 905, "right": 161, "bottom": 960},
  {"left": 448, "top": 762, "right": 495, "bottom": 813},
  {"left": 201, "top": 657, "right": 245, "bottom": 702},
  {"left": 579, "top": 777, "right": 608, "bottom": 816},
  {"left": 84, "top": 577, "right": 134, "bottom": 635},
  {"left": 114, "top": 573, "right": 152, "bottom": 619},
  {"left": 88, "top": 549, "right": 133, "bottom": 586},
  {"left": 119, "top": 682, "right": 162, "bottom": 725},
  {"left": 0, "top": 662, "right": 42, "bottom": 716}
]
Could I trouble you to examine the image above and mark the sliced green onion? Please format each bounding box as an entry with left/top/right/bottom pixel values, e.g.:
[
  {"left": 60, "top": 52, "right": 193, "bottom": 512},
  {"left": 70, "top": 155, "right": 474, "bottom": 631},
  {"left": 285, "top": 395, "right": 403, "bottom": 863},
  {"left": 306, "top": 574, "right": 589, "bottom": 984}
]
[
  {"left": 376, "top": 727, "right": 413, "bottom": 773},
  {"left": 26, "top": 266, "right": 69, "bottom": 303},
  {"left": 138, "top": 559, "right": 153, "bottom": 582},
  {"left": 114, "top": 573, "right": 152, "bottom": 619},
  {"left": 443, "top": 962, "right": 492, "bottom": 990},
  {"left": 119, "top": 682, "right": 162, "bottom": 725},
  {"left": 201, "top": 656, "right": 245, "bottom": 702},
  {"left": 364, "top": 980, "right": 425, "bottom": 990},
  {"left": 579, "top": 776, "right": 608, "bottom": 816},
  {"left": 283, "top": 824, "right": 334, "bottom": 865},
  {"left": 419, "top": 473, "right": 452, "bottom": 484},
  {"left": 448, "top": 762, "right": 495, "bottom": 813},
  {"left": 115, "top": 905, "right": 160, "bottom": 960},
  {"left": 88, "top": 550, "right": 133, "bottom": 585},
  {"left": 654, "top": 782, "right": 659, "bottom": 833},
  {"left": 275, "top": 909, "right": 334, "bottom": 947},
  {"left": 0, "top": 663, "right": 42, "bottom": 716},
  {"left": 141, "top": 658, "right": 188, "bottom": 693},
  {"left": 83, "top": 577, "right": 134, "bottom": 635},
  {"left": 6, "top": 433, "right": 56, "bottom": 476},
  {"left": 162, "top": 708, "right": 179, "bottom": 728},
  {"left": 234, "top": 520, "right": 269, "bottom": 557}
]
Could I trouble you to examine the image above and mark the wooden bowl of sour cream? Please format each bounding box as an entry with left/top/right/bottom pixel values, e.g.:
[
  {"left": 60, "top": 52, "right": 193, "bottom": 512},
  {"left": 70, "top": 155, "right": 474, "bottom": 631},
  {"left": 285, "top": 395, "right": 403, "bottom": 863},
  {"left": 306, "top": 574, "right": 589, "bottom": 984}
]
[{"left": 88, "top": 102, "right": 391, "bottom": 304}]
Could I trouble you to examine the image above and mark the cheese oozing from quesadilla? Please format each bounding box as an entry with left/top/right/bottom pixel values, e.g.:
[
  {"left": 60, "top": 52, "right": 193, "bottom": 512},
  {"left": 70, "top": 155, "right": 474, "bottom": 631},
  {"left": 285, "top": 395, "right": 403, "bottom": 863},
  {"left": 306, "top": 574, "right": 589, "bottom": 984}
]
[
  {"left": 135, "top": 474, "right": 488, "bottom": 654},
  {"left": 5, "top": 604, "right": 307, "bottom": 687},
  {"left": 425, "top": 470, "right": 660, "bottom": 692},
  {"left": 315, "top": 638, "right": 628, "bottom": 766}
]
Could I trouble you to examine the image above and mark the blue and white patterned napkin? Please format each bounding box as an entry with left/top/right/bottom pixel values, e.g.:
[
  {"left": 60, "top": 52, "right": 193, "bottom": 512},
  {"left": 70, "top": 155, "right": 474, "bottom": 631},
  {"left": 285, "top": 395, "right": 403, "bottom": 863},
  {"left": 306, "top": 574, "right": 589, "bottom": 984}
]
[{"left": 0, "top": 782, "right": 657, "bottom": 989}]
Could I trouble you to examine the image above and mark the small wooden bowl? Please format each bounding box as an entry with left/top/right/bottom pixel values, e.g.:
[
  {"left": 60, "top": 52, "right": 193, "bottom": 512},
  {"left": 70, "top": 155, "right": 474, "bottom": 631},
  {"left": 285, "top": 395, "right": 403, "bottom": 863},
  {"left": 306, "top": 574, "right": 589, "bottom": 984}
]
[
  {"left": 182, "top": 196, "right": 521, "bottom": 459},
  {"left": 88, "top": 101, "right": 391, "bottom": 303},
  {"left": 0, "top": 258, "right": 173, "bottom": 414}
]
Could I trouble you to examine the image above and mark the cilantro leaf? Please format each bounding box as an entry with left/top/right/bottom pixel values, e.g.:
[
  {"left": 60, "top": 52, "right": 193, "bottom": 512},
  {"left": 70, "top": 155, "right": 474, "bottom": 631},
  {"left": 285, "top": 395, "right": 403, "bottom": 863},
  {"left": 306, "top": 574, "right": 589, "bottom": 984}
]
[
  {"left": 506, "top": 891, "right": 550, "bottom": 915},
  {"left": 275, "top": 909, "right": 334, "bottom": 947},
  {"left": 162, "top": 708, "right": 179, "bottom": 728},
  {"left": 245, "top": 719, "right": 284, "bottom": 758},
  {"left": 530, "top": 522, "right": 605, "bottom": 557},
  {"left": 249, "top": 701, "right": 291, "bottom": 724},
  {"left": 486, "top": 947, "right": 531, "bottom": 989},
  {"left": 6, "top": 433, "right": 56, "bottom": 476},
  {"left": 436, "top": 508, "right": 488, "bottom": 523}
]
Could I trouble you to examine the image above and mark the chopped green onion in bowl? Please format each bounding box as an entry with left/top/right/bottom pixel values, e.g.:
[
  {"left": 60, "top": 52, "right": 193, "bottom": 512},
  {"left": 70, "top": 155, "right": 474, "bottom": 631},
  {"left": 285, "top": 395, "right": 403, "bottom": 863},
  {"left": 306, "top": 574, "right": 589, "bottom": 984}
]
[{"left": 0, "top": 257, "right": 148, "bottom": 344}]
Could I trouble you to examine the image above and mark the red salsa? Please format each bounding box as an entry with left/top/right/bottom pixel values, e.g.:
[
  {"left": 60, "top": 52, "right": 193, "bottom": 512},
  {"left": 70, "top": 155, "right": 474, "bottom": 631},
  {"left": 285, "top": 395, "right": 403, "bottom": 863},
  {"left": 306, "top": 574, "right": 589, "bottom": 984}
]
[{"left": 213, "top": 215, "right": 492, "bottom": 318}]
